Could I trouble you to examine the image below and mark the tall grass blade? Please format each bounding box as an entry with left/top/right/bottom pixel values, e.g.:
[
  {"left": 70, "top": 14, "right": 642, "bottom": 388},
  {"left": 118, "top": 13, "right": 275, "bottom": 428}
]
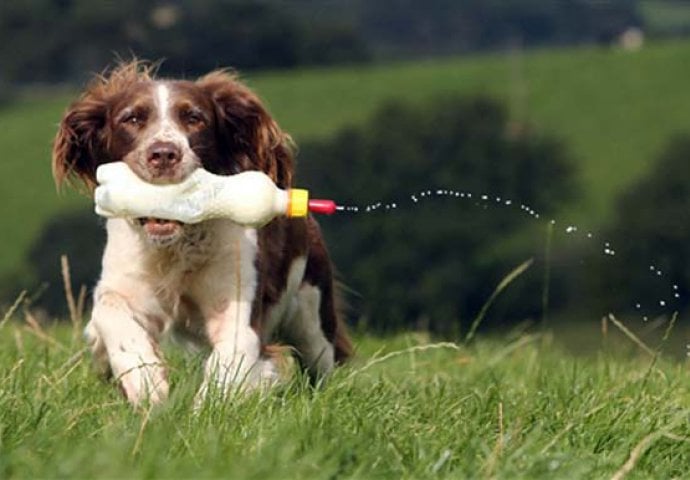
[
  {"left": 0, "top": 290, "right": 27, "bottom": 330},
  {"left": 541, "top": 221, "right": 554, "bottom": 328},
  {"left": 607, "top": 314, "right": 654, "bottom": 357},
  {"left": 344, "top": 342, "right": 462, "bottom": 381},
  {"left": 61, "top": 254, "right": 80, "bottom": 331},
  {"left": 76, "top": 285, "right": 87, "bottom": 323},
  {"left": 611, "top": 412, "right": 687, "bottom": 480},
  {"left": 641, "top": 312, "right": 678, "bottom": 389},
  {"left": 465, "top": 258, "right": 533, "bottom": 343}
]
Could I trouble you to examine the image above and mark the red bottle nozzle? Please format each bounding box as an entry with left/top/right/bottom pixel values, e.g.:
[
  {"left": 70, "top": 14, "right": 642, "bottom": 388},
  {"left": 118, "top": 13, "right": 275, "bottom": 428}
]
[{"left": 308, "top": 199, "right": 338, "bottom": 215}]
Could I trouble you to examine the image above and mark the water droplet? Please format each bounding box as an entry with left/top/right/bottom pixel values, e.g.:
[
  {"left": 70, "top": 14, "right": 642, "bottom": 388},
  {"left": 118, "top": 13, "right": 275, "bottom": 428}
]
[{"left": 333, "top": 188, "right": 680, "bottom": 323}]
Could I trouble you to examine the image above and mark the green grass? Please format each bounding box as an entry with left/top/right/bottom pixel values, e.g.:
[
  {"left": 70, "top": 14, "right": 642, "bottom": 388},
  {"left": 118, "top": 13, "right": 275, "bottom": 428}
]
[
  {"left": 5, "top": 40, "right": 690, "bottom": 281},
  {"left": 1, "top": 321, "right": 689, "bottom": 479}
]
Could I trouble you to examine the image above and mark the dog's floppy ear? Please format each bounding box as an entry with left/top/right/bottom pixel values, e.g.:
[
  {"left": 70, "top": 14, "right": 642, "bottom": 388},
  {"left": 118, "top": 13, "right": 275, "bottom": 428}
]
[
  {"left": 197, "top": 71, "right": 294, "bottom": 188},
  {"left": 53, "top": 60, "right": 155, "bottom": 192},
  {"left": 52, "top": 97, "right": 107, "bottom": 191}
]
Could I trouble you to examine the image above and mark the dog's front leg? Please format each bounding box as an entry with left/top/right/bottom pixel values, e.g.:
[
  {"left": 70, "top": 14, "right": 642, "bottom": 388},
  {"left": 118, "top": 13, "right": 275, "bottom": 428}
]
[
  {"left": 194, "top": 228, "right": 266, "bottom": 405},
  {"left": 87, "top": 290, "right": 168, "bottom": 405},
  {"left": 195, "top": 298, "right": 261, "bottom": 405}
]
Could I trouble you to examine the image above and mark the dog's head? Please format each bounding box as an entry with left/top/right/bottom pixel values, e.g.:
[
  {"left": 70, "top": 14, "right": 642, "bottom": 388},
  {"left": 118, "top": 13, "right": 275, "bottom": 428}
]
[{"left": 53, "top": 61, "right": 293, "bottom": 245}]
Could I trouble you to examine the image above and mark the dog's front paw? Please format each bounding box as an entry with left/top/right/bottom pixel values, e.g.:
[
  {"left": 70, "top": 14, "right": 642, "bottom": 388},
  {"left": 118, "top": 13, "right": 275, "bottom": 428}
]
[
  {"left": 193, "top": 356, "right": 269, "bottom": 411},
  {"left": 111, "top": 352, "right": 169, "bottom": 406},
  {"left": 254, "top": 356, "right": 285, "bottom": 389}
]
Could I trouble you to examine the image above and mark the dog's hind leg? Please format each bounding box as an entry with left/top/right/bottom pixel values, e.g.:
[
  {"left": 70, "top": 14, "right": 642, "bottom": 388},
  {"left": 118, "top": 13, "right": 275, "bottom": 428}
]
[
  {"left": 282, "top": 283, "right": 336, "bottom": 382},
  {"left": 283, "top": 221, "right": 352, "bottom": 382}
]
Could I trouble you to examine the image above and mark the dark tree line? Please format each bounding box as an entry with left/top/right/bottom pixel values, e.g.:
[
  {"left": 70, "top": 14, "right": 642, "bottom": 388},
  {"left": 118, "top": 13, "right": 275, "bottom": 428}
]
[
  {"left": 1, "top": 0, "right": 643, "bottom": 86},
  {"left": 317, "top": 0, "right": 642, "bottom": 57},
  {"left": 591, "top": 135, "right": 690, "bottom": 319},
  {"left": 0, "top": 0, "right": 369, "bottom": 85}
]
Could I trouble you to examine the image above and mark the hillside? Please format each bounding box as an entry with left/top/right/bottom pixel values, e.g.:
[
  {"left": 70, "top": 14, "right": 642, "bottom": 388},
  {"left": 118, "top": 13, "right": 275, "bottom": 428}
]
[{"left": 2, "top": 40, "right": 690, "bottom": 280}]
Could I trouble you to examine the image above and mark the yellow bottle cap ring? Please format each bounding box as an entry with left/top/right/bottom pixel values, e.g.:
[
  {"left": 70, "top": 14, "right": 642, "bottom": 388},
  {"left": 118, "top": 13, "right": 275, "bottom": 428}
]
[{"left": 288, "top": 189, "right": 309, "bottom": 217}]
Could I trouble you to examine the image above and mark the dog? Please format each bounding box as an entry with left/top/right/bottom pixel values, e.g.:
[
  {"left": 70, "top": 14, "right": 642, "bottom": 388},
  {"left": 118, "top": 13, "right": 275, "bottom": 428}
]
[{"left": 52, "top": 62, "right": 352, "bottom": 405}]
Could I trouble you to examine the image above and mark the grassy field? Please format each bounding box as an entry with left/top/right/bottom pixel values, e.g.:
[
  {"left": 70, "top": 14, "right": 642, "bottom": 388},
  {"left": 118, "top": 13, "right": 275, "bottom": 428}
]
[
  {"left": 1, "top": 318, "right": 689, "bottom": 479},
  {"left": 4, "top": 40, "right": 690, "bottom": 282}
]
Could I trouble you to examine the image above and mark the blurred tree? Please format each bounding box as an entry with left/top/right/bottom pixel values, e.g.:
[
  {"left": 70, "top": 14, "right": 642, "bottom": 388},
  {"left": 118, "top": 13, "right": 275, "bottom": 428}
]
[
  {"left": 0, "top": 0, "right": 642, "bottom": 85},
  {"left": 297, "top": 96, "right": 578, "bottom": 333},
  {"left": 590, "top": 134, "right": 690, "bottom": 318},
  {"left": 21, "top": 208, "right": 105, "bottom": 318},
  {"left": 0, "top": 0, "right": 71, "bottom": 83},
  {"left": 151, "top": 1, "right": 369, "bottom": 74},
  {"left": 345, "top": 0, "right": 641, "bottom": 57},
  {"left": 0, "top": 0, "right": 370, "bottom": 84}
]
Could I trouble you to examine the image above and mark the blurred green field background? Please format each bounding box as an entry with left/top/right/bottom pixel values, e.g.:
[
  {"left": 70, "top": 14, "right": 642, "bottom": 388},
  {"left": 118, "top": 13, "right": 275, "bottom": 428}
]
[{"left": 3, "top": 39, "right": 690, "bottom": 280}]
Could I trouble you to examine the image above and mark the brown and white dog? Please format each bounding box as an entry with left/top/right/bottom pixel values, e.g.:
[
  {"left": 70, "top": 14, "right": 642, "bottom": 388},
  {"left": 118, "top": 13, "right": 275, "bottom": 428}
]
[{"left": 52, "top": 62, "right": 351, "bottom": 405}]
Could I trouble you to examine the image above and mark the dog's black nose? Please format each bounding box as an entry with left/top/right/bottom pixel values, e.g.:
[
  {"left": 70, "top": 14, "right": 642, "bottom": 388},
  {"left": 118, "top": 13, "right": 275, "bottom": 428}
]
[{"left": 147, "top": 141, "right": 181, "bottom": 169}]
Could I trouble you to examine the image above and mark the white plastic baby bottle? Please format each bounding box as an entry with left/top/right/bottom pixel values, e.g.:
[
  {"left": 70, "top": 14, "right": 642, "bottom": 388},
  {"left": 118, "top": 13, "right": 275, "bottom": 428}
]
[{"left": 94, "top": 162, "right": 336, "bottom": 227}]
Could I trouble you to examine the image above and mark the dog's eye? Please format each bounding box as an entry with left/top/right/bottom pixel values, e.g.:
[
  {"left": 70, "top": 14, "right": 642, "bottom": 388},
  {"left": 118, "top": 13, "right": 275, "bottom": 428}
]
[
  {"left": 121, "top": 114, "right": 143, "bottom": 126},
  {"left": 182, "top": 110, "right": 204, "bottom": 127},
  {"left": 186, "top": 114, "right": 203, "bottom": 126}
]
